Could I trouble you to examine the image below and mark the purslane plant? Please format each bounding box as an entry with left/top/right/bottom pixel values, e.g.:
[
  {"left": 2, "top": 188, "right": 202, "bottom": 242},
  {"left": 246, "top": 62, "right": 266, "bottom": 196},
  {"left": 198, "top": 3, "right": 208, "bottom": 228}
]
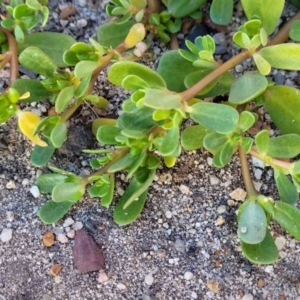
[{"left": 1, "top": 0, "right": 300, "bottom": 264}]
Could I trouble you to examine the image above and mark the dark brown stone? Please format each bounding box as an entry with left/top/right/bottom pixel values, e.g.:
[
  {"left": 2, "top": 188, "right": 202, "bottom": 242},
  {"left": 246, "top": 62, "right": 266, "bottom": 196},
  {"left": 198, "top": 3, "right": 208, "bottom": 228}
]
[{"left": 73, "top": 229, "right": 105, "bottom": 273}]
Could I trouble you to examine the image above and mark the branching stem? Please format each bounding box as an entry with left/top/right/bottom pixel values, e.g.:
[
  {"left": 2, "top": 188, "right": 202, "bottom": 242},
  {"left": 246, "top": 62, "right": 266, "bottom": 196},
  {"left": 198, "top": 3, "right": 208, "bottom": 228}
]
[{"left": 0, "top": 27, "right": 19, "bottom": 84}]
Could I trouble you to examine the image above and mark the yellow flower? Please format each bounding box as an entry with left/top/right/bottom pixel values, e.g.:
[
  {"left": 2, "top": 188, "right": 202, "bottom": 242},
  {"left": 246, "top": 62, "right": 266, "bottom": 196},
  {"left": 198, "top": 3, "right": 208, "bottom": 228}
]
[{"left": 16, "top": 111, "right": 48, "bottom": 147}]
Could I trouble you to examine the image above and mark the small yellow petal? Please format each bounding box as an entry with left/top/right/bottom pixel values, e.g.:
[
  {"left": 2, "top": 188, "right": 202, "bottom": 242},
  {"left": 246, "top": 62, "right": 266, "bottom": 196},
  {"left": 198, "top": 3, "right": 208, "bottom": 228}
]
[
  {"left": 125, "top": 23, "right": 146, "bottom": 49},
  {"left": 17, "top": 111, "right": 48, "bottom": 147}
]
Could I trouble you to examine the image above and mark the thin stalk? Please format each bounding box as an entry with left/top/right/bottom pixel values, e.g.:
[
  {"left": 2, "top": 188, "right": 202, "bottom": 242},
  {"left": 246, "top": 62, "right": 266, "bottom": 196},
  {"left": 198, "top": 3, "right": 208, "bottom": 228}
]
[
  {"left": 179, "top": 50, "right": 252, "bottom": 101},
  {"left": 249, "top": 148, "right": 292, "bottom": 170},
  {"left": 82, "top": 146, "right": 130, "bottom": 183},
  {"left": 0, "top": 27, "right": 19, "bottom": 83},
  {"left": 238, "top": 145, "right": 258, "bottom": 197},
  {"left": 147, "top": 0, "right": 162, "bottom": 13}
]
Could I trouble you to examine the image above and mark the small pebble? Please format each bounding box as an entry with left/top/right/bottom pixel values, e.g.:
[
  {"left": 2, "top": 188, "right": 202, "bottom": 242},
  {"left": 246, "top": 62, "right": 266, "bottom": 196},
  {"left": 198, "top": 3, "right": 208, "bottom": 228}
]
[
  {"left": 77, "top": 0, "right": 87, "bottom": 6},
  {"left": 77, "top": 19, "right": 87, "bottom": 28},
  {"left": 157, "top": 249, "right": 166, "bottom": 258},
  {"left": 42, "top": 231, "right": 55, "bottom": 247},
  {"left": 191, "top": 292, "right": 198, "bottom": 299},
  {"left": 98, "top": 272, "right": 109, "bottom": 283},
  {"left": 0, "top": 228, "right": 13, "bottom": 242},
  {"left": 229, "top": 188, "right": 247, "bottom": 201},
  {"left": 63, "top": 217, "right": 74, "bottom": 227},
  {"left": 6, "top": 211, "right": 14, "bottom": 222},
  {"left": 57, "top": 233, "right": 68, "bottom": 244},
  {"left": 67, "top": 230, "right": 75, "bottom": 239},
  {"left": 144, "top": 274, "right": 154, "bottom": 286},
  {"left": 73, "top": 221, "right": 83, "bottom": 230},
  {"left": 275, "top": 236, "right": 286, "bottom": 250},
  {"left": 22, "top": 178, "right": 29, "bottom": 186},
  {"left": 54, "top": 275, "right": 61, "bottom": 284},
  {"left": 215, "top": 216, "right": 225, "bottom": 226},
  {"left": 242, "top": 294, "right": 254, "bottom": 300},
  {"left": 217, "top": 205, "right": 226, "bottom": 214},
  {"left": 117, "top": 283, "right": 126, "bottom": 290},
  {"left": 30, "top": 185, "right": 40, "bottom": 198},
  {"left": 235, "top": 64, "right": 244, "bottom": 72},
  {"left": 60, "top": 4, "right": 76, "bottom": 19},
  {"left": 6, "top": 180, "right": 16, "bottom": 189},
  {"left": 179, "top": 184, "right": 190, "bottom": 195},
  {"left": 165, "top": 211, "right": 172, "bottom": 219},
  {"left": 265, "top": 266, "right": 274, "bottom": 273},
  {"left": 174, "top": 239, "right": 186, "bottom": 253},
  {"left": 184, "top": 271, "right": 193, "bottom": 280},
  {"left": 210, "top": 175, "right": 219, "bottom": 185}
]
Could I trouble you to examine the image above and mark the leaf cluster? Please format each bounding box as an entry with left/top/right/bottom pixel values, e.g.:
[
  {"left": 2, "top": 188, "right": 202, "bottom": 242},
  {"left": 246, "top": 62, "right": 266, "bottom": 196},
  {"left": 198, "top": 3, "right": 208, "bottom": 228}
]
[{"left": 2, "top": 0, "right": 300, "bottom": 265}]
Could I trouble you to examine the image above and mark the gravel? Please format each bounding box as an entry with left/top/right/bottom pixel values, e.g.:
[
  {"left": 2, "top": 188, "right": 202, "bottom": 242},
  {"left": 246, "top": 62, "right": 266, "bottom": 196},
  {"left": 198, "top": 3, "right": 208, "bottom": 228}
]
[{"left": 1, "top": 1, "right": 300, "bottom": 299}]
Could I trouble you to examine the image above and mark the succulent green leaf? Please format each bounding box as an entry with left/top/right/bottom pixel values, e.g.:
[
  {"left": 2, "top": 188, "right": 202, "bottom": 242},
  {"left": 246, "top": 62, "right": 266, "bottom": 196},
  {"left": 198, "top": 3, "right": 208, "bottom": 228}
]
[
  {"left": 255, "top": 130, "right": 269, "bottom": 156},
  {"left": 36, "top": 173, "right": 68, "bottom": 193},
  {"left": 117, "top": 106, "right": 156, "bottom": 131},
  {"left": 74, "top": 75, "right": 91, "bottom": 98},
  {"left": 74, "top": 60, "right": 99, "bottom": 78},
  {"left": 89, "top": 183, "right": 109, "bottom": 198},
  {"left": 253, "top": 53, "right": 271, "bottom": 75},
  {"left": 52, "top": 182, "right": 85, "bottom": 202},
  {"left": 147, "top": 154, "right": 161, "bottom": 170},
  {"left": 241, "top": 0, "right": 284, "bottom": 34},
  {"left": 178, "top": 49, "right": 198, "bottom": 62},
  {"left": 26, "top": 0, "right": 41, "bottom": 10},
  {"left": 18, "top": 33, "right": 76, "bottom": 67},
  {"left": 229, "top": 72, "right": 268, "bottom": 105},
  {"left": 241, "top": 229, "right": 279, "bottom": 264},
  {"left": 267, "top": 134, "right": 300, "bottom": 158},
  {"left": 213, "top": 141, "right": 235, "bottom": 167},
  {"left": 108, "top": 61, "right": 166, "bottom": 89},
  {"left": 12, "top": 79, "right": 52, "bottom": 103},
  {"left": 121, "top": 75, "right": 149, "bottom": 90},
  {"left": 203, "top": 132, "right": 227, "bottom": 151},
  {"left": 55, "top": 85, "right": 75, "bottom": 113},
  {"left": 143, "top": 89, "right": 182, "bottom": 110},
  {"left": 190, "top": 103, "right": 239, "bottom": 134},
  {"left": 272, "top": 201, "right": 300, "bottom": 240},
  {"left": 244, "top": 19, "right": 261, "bottom": 36},
  {"left": 50, "top": 123, "right": 67, "bottom": 148},
  {"left": 167, "top": 0, "right": 206, "bottom": 18},
  {"left": 237, "top": 111, "right": 256, "bottom": 132},
  {"left": 19, "top": 46, "right": 57, "bottom": 78},
  {"left": 97, "top": 125, "right": 122, "bottom": 145},
  {"left": 240, "top": 137, "right": 253, "bottom": 154},
  {"left": 108, "top": 154, "right": 135, "bottom": 173},
  {"left": 101, "top": 174, "right": 115, "bottom": 207},
  {"left": 114, "top": 169, "right": 156, "bottom": 225},
  {"left": 261, "top": 86, "right": 300, "bottom": 135},
  {"left": 155, "top": 127, "right": 179, "bottom": 156},
  {"left": 238, "top": 200, "right": 267, "bottom": 244},
  {"left": 127, "top": 150, "right": 147, "bottom": 178},
  {"left": 97, "top": 21, "right": 135, "bottom": 48},
  {"left": 157, "top": 50, "right": 199, "bottom": 92},
  {"left": 38, "top": 200, "right": 73, "bottom": 224},
  {"left": 274, "top": 170, "right": 298, "bottom": 204},
  {"left": 259, "top": 44, "right": 300, "bottom": 70},
  {"left": 289, "top": 20, "right": 300, "bottom": 42},
  {"left": 30, "top": 140, "right": 56, "bottom": 167},
  {"left": 181, "top": 125, "right": 210, "bottom": 150},
  {"left": 210, "top": 0, "right": 233, "bottom": 25}
]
